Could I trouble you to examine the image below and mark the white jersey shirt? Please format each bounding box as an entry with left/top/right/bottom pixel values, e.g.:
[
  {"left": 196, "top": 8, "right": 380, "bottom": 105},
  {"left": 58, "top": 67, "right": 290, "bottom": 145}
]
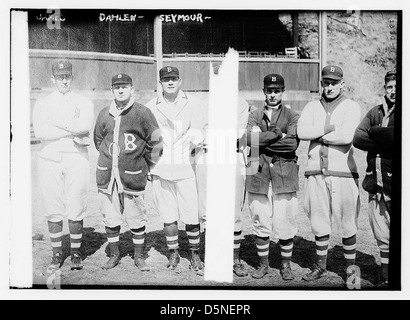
[
  {"left": 145, "top": 90, "right": 204, "bottom": 181},
  {"left": 33, "top": 90, "right": 94, "bottom": 161}
]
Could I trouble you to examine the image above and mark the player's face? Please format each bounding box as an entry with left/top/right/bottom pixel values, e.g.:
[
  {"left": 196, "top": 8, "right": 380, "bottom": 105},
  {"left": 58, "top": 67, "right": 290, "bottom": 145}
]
[
  {"left": 51, "top": 74, "right": 72, "bottom": 94},
  {"left": 160, "top": 77, "right": 182, "bottom": 95},
  {"left": 322, "top": 79, "right": 344, "bottom": 99},
  {"left": 384, "top": 79, "right": 396, "bottom": 104},
  {"left": 263, "top": 87, "right": 284, "bottom": 107},
  {"left": 112, "top": 84, "right": 134, "bottom": 105}
]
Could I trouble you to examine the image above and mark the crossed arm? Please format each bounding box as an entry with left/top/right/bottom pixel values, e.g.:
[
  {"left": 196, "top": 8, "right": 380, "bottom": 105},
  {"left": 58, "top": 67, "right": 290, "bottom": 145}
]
[
  {"left": 33, "top": 99, "right": 94, "bottom": 140},
  {"left": 297, "top": 102, "right": 361, "bottom": 145},
  {"left": 353, "top": 110, "right": 394, "bottom": 153}
]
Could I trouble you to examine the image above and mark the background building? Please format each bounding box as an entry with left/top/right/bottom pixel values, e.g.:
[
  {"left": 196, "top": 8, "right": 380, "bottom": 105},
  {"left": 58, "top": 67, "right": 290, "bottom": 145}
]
[{"left": 29, "top": 9, "right": 322, "bottom": 141}]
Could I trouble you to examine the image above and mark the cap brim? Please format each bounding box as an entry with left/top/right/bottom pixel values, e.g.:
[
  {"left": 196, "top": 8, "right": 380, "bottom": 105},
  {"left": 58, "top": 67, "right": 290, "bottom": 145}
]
[
  {"left": 53, "top": 71, "right": 72, "bottom": 76},
  {"left": 112, "top": 82, "right": 132, "bottom": 85},
  {"left": 322, "top": 75, "right": 342, "bottom": 80},
  {"left": 160, "top": 76, "right": 179, "bottom": 80},
  {"left": 264, "top": 84, "right": 284, "bottom": 88}
]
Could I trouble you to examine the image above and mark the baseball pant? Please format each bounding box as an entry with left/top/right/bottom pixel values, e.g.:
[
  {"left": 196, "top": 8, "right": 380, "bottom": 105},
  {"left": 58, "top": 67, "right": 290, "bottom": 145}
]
[
  {"left": 248, "top": 187, "right": 298, "bottom": 239},
  {"left": 195, "top": 150, "right": 246, "bottom": 232},
  {"left": 152, "top": 176, "right": 199, "bottom": 225},
  {"left": 304, "top": 175, "right": 360, "bottom": 238},
  {"left": 368, "top": 194, "right": 390, "bottom": 247},
  {"left": 38, "top": 152, "right": 89, "bottom": 222},
  {"left": 97, "top": 182, "right": 147, "bottom": 229}
]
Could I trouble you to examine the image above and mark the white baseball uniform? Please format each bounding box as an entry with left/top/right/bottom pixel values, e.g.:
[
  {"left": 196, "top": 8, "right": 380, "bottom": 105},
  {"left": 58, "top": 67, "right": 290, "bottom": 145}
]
[
  {"left": 33, "top": 90, "right": 94, "bottom": 222},
  {"left": 145, "top": 90, "right": 204, "bottom": 224}
]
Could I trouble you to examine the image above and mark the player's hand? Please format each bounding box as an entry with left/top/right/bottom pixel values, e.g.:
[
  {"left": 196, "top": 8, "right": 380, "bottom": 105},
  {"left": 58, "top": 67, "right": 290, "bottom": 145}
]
[
  {"left": 73, "top": 132, "right": 90, "bottom": 146},
  {"left": 281, "top": 133, "right": 287, "bottom": 139},
  {"left": 147, "top": 172, "right": 153, "bottom": 182},
  {"left": 186, "top": 129, "right": 204, "bottom": 146},
  {"left": 251, "top": 126, "right": 261, "bottom": 133},
  {"left": 73, "top": 136, "right": 90, "bottom": 146}
]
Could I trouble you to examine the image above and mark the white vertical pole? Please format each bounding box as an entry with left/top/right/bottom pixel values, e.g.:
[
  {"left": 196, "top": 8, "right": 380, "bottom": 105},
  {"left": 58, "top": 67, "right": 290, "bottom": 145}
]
[
  {"left": 154, "top": 16, "right": 163, "bottom": 93},
  {"left": 10, "top": 10, "right": 32, "bottom": 288},
  {"left": 204, "top": 49, "right": 238, "bottom": 283},
  {"left": 319, "top": 11, "right": 327, "bottom": 91}
]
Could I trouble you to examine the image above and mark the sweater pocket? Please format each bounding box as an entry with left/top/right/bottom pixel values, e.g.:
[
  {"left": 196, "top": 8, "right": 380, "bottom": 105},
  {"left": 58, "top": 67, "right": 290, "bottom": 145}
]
[
  {"left": 96, "top": 163, "right": 111, "bottom": 186},
  {"left": 270, "top": 158, "right": 299, "bottom": 193},
  {"left": 362, "top": 171, "right": 377, "bottom": 194},
  {"left": 245, "top": 163, "right": 270, "bottom": 195},
  {"left": 123, "top": 167, "right": 147, "bottom": 191},
  {"left": 246, "top": 157, "right": 259, "bottom": 176},
  {"left": 124, "top": 170, "right": 142, "bottom": 175}
]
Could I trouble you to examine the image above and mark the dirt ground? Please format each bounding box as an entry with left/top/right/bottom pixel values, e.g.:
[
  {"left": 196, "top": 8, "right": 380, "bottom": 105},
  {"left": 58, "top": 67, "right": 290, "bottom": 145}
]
[{"left": 31, "top": 140, "right": 385, "bottom": 290}]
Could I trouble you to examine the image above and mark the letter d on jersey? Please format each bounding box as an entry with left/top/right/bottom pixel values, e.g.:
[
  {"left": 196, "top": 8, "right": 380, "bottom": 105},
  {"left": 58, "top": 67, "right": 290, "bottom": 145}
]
[{"left": 124, "top": 133, "right": 137, "bottom": 151}]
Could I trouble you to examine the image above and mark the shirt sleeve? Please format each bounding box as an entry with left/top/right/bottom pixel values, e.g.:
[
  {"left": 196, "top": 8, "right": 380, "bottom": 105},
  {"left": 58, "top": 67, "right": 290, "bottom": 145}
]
[
  {"left": 58, "top": 97, "right": 94, "bottom": 135},
  {"left": 297, "top": 102, "right": 327, "bottom": 140},
  {"left": 187, "top": 98, "right": 207, "bottom": 146},
  {"left": 353, "top": 108, "right": 378, "bottom": 152},
  {"left": 93, "top": 110, "right": 105, "bottom": 151},
  {"left": 368, "top": 126, "right": 394, "bottom": 150},
  {"left": 265, "top": 110, "right": 299, "bottom": 153},
  {"left": 32, "top": 98, "right": 73, "bottom": 140},
  {"left": 237, "top": 98, "right": 249, "bottom": 149},
  {"left": 322, "top": 102, "right": 361, "bottom": 145},
  {"left": 143, "top": 108, "right": 163, "bottom": 169},
  {"left": 246, "top": 109, "right": 283, "bottom": 147}
]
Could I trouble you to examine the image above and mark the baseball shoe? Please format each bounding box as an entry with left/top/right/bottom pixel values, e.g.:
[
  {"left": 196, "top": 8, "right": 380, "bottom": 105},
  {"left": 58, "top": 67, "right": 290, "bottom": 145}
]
[
  {"left": 101, "top": 254, "right": 120, "bottom": 270},
  {"left": 190, "top": 251, "right": 203, "bottom": 271},
  {"left": 302, "top": 265, "right": 328, "bottom": 281},
  {"left": 233, "top": 262, "right": 248, "bottom": 277},
  {"left": 375, "top": 273, "right": 389, "bottom": 289},
  {"left": 47, "top": 252, "right": 62, "bottom": 271},
  {"left": 251, "top": 264, "right": 269, "bottom": 279},
  {"left": 135, "top": 257, "right": 150, "bottom": 272},
  {"left": 70, "top": 253, "right": 83, "bottom": 270},
  {"left": 167, "top": 250, "right": 180, "bottom": 270},
  {"left": 376, "top": 279, "right": 389, "bottom": 289},
  {"left": 280, "top": 261, "right": 295, "bottom": 281}
]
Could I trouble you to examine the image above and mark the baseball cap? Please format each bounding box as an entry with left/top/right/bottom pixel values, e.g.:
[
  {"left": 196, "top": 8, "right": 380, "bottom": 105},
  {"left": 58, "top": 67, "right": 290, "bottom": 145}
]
[
  {"left": 322, "top": 65, "right": 343, "bottom": 80},
  {"left": 159, "top": 66, "right": 179, "bottom": 80},
  {"left": 263, "top": 74, "right": 285, "bottom": 88},
  {"left": 111, "top": 73, "right": 133, "bottom": 86},
  {"left": 52, "top": 60, "right": 72, "bottom": 76}
]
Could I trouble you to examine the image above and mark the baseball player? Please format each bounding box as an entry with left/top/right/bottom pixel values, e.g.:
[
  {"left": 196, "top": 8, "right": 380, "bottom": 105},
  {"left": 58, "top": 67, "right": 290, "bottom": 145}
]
[
  {"left": 297, "top": 65, "right": 361, "bottom": 282},
  {"left": 353, "top": 69, "right": 396, "bottom": 286},
  {"left": 145, "top": 66, "right": 205, "bottom": 272},
  {"left": 93, "top": 73, "right": 162, "bottom": 271},
  {"left": 194, "top": 93, "right": 250, "bottom": 277},
  {"left": 246, "top": 74, "right": 300, "bottom": 281},
  {"left": 33, "top": 60, "right": 94, "bottom": 271}
]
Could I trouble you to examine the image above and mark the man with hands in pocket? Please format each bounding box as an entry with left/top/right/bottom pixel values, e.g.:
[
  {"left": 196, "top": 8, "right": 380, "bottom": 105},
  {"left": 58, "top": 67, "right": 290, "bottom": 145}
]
[
  {"left": 93, "top": 73, "right": 163, "bottom": 271},
  {"left": 246, "top": 73, "right": 300, "bottom": 281}
]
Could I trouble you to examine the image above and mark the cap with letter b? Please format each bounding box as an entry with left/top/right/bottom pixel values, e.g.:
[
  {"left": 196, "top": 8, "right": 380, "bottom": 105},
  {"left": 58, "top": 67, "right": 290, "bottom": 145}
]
[
  {"left": 111, "top": 73, "right": 133, "bottom": 86},
  {"left": 263, "top": 73, "right": 285, "bottom": 89},
  {"left": 322, "top": 65, "right": 343, "bottom": 80},
  {"left": 159, "top": 66, "right": 179, "bottom": 80},
  {"left": 52, "top": 60, "right": 72, "bottom": 76}
]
